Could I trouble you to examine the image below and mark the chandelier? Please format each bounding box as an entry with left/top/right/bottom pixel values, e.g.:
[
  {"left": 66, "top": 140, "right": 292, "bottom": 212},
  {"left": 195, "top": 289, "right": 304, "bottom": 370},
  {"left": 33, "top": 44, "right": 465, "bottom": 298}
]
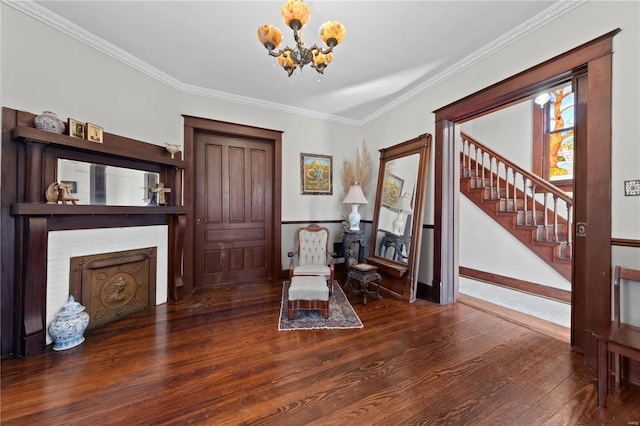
[{"left": 257, "top": 0, "right": 346, "bottom": 77}]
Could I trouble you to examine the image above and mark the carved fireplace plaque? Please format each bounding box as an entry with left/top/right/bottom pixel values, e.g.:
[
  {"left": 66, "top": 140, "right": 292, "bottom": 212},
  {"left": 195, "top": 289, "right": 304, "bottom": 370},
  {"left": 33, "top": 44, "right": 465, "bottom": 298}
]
[{"left": 70, "top": 247, "right": 157, "bottom": 329}]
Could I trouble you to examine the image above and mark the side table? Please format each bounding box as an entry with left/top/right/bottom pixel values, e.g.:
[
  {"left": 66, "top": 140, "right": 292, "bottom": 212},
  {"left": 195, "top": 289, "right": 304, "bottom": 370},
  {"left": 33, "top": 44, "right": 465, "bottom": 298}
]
[
  {"left": 345, "top": 263, "right": 382, "bottom": 305},
  {"left": 342, "top": 230, "right": 366, "bottom": 283},
  {"left": 378, "top": 231, "right": 408, "bottom": 262}
]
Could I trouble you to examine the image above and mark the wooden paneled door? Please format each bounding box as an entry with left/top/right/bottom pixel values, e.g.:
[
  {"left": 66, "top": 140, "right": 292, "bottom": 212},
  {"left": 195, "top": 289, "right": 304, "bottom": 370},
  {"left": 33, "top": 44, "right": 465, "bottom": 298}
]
[{"left": 194, "top": 133, "right": 273, "bottom": 287}]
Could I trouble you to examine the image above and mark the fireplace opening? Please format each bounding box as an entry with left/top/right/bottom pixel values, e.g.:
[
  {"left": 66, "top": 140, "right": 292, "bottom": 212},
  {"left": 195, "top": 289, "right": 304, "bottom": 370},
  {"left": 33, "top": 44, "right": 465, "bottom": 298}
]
[{"left": 70, "top": 247, "right": 157, "bottom": 329}]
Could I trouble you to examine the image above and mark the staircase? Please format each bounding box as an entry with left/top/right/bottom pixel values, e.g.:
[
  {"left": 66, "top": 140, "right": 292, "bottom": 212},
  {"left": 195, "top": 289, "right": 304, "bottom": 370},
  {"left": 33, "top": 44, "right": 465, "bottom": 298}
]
[{"left": 459, "top": 132, "right": 573, "bottom": 281}]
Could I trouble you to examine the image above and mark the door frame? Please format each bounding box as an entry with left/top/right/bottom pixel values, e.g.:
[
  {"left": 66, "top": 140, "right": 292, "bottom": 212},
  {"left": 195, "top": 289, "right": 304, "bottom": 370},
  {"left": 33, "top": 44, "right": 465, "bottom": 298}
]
[
  {"left": 432, "top": 30, "right": 619, "bottom": 365},
  {"left": 182, "top": 116, "right": 282, "bottom": 297}
]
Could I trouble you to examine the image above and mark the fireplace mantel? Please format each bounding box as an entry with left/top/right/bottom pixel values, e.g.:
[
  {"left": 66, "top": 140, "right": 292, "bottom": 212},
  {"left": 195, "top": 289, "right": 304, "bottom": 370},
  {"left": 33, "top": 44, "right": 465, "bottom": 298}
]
[
  {"left": 1, "top": 107, "right": 187, "bottom": 357},
  {"left": 11, "top": 203, "right": 186, "bottom": 216}
]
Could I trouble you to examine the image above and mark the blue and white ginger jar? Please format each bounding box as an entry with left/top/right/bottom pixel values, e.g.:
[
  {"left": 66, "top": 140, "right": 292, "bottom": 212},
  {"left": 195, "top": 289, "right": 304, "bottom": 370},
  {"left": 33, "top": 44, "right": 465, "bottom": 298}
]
[{"left": 48, "top": 295, "right": 90, "bottom": 351}]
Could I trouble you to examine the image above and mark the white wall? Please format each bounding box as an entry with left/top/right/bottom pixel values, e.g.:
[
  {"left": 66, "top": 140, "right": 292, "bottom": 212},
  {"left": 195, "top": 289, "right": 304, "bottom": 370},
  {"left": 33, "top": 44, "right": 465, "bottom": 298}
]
[{"left": 460, "top": 100, "right": 534, "bottom": 169}]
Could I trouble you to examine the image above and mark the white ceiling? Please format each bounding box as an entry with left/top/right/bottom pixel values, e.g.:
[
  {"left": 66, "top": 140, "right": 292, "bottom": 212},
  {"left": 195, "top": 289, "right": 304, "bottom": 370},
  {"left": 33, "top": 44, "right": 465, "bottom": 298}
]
[{"left": 12, "top": 1, "right": 576, "bottom": 125}]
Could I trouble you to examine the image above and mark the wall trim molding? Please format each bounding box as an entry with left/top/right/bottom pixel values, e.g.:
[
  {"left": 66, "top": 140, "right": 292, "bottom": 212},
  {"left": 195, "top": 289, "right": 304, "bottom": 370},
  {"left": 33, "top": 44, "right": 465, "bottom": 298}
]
[
  {"left": 611, "top": 238, "right": 640, "bottom": 248},
  {"left": 459, "top": 266, "right": 571, "bottom": 304}
]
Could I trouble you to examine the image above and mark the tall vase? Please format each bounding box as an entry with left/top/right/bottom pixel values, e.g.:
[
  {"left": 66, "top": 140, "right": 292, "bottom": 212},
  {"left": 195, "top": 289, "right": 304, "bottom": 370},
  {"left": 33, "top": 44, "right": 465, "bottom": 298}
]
[
  {"left": 34, "top": 111, "right": 65, "bottom": 134},
  {"left": 48, "top": 295, "right": 90, "bottom": 351}
]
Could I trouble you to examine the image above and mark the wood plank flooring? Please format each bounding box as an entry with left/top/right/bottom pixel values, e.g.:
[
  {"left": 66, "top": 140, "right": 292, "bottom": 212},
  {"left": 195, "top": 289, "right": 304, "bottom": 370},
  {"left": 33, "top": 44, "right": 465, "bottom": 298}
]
[{"left": 2, "top": 280, "right": 640, "bottom": 425}]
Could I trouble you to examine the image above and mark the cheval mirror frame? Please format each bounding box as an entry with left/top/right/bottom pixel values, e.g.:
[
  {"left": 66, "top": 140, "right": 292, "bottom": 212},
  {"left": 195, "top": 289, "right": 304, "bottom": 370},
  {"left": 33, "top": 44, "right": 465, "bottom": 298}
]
[{"left": 366, "top": 133, "right": 431, "bottom": 302}]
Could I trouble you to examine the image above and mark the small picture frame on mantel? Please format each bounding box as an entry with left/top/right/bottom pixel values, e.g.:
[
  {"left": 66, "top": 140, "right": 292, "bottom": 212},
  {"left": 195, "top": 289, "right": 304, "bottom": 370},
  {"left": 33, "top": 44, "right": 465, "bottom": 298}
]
[
  {"left": 68, "top": 118, "right": 86, "bottom": 139},
  {"left": 86, "top": 123, "right": 104, "bottom": 144}
]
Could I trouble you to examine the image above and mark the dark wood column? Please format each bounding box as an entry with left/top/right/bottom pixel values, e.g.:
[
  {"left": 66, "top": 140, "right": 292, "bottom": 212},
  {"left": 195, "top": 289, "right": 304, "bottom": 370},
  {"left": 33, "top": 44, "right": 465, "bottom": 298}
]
[
  {"left": 24, "top": 142, "right": 44, "bottom": 202},
  {"left": 20, "top": 217, "right": 48, "bottom": 356},
  {"left": 168, "top": 214, "right": 187, "bottom": 301}
]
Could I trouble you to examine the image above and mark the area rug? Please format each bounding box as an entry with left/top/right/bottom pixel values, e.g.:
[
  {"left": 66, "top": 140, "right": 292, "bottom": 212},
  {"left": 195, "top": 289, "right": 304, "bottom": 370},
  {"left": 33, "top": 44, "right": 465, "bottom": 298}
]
[{"left": 278, "top": 281, "right": 364, "bottom": 331}]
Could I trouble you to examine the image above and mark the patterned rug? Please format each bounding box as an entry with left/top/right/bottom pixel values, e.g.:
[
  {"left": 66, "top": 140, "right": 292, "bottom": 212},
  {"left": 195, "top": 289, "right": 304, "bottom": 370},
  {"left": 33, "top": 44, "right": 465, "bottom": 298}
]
[{"left": 278, "top": 281, "right": 364, "bottom": 331}]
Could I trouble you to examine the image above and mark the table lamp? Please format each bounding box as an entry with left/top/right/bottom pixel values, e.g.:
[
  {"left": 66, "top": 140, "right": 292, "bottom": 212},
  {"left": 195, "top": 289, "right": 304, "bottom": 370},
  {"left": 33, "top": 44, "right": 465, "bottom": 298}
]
[
  {"left": 342, "top": 184, "right": 368, "bottom": 231},
  {"left": 392, "top": 192, "right": 413, "bottom": 235}
]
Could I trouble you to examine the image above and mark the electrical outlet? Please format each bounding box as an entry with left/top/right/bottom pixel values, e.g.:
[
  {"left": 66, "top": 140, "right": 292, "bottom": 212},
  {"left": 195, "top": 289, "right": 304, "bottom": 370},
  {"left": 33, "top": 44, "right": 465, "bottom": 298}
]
[{"left": 624, "top": 180, "right": 640, "bottom": 196}]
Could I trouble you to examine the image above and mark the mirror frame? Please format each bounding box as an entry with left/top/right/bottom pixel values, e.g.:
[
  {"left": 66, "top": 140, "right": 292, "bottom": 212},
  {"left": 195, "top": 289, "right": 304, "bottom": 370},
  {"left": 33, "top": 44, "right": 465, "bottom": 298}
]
[{"left": 367, "top": 133, "right": 431, "bottom": 302}]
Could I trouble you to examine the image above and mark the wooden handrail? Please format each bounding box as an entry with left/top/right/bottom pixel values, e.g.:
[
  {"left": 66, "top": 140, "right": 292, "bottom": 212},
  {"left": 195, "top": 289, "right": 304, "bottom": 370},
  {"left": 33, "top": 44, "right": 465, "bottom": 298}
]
[
  {"left": 460, "top": 132, "right": 573, "bottom": 251},
  {"left": 461, "top": 132, "right": 572, "bottom": 204}
]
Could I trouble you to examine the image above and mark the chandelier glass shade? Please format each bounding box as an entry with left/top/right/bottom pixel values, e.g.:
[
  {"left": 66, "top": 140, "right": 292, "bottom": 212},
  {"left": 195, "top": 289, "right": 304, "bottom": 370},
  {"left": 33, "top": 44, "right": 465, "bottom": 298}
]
[{"left": 257, "top": 0, "right": 345, "bottom": 77}]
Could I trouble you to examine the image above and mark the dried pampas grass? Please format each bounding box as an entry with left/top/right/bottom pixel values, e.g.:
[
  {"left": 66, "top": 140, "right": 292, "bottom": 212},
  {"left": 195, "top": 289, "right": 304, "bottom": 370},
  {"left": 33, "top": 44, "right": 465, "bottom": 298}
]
[
  {"left": 342, "top": 140, "right": 371, "bottom": 194},
  {"left": 342, "top": 140, "right": 372, "bottom": 219}
]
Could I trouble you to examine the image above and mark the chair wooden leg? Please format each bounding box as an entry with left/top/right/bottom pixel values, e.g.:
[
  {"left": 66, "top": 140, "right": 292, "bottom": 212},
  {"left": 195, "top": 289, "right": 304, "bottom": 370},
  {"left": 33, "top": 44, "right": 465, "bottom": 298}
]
[
  {"left": 614, "top": 352, "right": 621, "bottom": 385},
  {"left": 597, "top": 339, "right": 609, "bottom": 407}
]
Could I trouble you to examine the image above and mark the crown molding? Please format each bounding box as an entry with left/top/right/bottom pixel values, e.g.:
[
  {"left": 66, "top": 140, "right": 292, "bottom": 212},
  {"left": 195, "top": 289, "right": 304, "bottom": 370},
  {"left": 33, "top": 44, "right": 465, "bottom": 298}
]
[
  {"left": 359, "top": 0, "right": 586, "bottom": 125},
  {"left": 177, "top": 82, "right": 360, "bottom": 126},
  {"left": 4, "top": 0, "right": 584, "bottom": 128},
  {"left": 2, "top": 0, "right": 361, "bottom": 126}
]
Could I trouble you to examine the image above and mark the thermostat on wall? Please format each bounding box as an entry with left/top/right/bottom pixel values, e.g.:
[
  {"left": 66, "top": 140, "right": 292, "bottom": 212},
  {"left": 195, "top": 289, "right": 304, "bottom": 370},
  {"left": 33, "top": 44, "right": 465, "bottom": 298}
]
[{"left": 624, "top": 179, "right": 640, "bottom": 196}]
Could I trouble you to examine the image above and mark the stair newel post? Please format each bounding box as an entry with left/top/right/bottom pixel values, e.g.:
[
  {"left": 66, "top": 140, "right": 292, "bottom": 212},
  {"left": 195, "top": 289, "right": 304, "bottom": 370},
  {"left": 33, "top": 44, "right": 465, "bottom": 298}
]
[
  {"left": 461, "top": 138, "right": 466, "bottom": 173},
  {"left": 512, "top": 170, "right": 517, "bottom": 213},
  {"left": 481, "top": 149, "right": 485, "bottom": 188},
  {"left": 543, "top": 191, "right": 549, "bottom": 230},
  {"left": 474, "top": 145, "right": 479, "bottom": 186},
  {"left": 532, "top": 183, "right": 537, "bottom": 226},
  {"left": 505, "top": 166, "right": 510, "bottom": 209},
  {"left": 466, "top": 140, "right": 471, "bottom": 177},
  {"left": 496, "top": 160, "right": 501, "bottom": 200},
  {"left": 553, "top": 195, "right": 559, "bottom": 242},
  {"left": 523, "top": 177, "right": 529, "bottom": 225},
  {"left": 567, "top": 203, "right": 573, "bottom": 251},
  {"left": 489, "top": 156, "right": 494, "bottom": 194}
]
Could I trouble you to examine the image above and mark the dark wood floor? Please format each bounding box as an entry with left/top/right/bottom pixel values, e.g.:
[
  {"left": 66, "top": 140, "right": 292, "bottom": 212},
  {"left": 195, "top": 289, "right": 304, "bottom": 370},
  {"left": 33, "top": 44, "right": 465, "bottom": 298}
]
[{"left": 2, "top": 280, "right": 640, "bottom": 425}]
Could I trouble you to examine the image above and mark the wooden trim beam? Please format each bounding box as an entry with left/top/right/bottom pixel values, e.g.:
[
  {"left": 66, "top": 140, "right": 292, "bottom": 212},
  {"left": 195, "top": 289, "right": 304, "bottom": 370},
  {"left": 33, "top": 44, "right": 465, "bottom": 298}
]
[
  {"left": 611, "top": 238, "right": 640, "bottom": 248},
  {"left": 459, "top": 266, "right": 571, "bottom": 304}
]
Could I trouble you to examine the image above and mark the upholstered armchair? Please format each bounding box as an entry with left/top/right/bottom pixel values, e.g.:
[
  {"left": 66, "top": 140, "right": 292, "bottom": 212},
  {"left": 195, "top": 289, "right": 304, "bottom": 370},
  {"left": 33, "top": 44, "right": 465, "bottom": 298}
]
[{"left": 288, "top": 224, "right": 335, "bottom": 291}]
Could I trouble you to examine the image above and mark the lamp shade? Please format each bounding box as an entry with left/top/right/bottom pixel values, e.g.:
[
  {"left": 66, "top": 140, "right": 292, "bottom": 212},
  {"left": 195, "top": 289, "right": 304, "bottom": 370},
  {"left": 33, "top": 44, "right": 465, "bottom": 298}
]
[
  {"left": 343, "top": 184, "right": 367, "bottom": 231},
  {"left": 313, "top": 51, "right": 333, "bottom": 67},
  {"left": 281, "top": 0, "right": 310, "bottom": 30},
  {"left": 392, "top": 193, "right": 413, "bottom": 214},
  {"left": 278, "top": 51, "right": 298, "bottom": 76},
  {"left": 342, "top": 185, "right": 368, "bottom": 205},
  {"left": 319, "top": 21, "right": 346, "bottom": 47},
  {"left": 257, "top": 25, "right": 283, "bottom": 50}
]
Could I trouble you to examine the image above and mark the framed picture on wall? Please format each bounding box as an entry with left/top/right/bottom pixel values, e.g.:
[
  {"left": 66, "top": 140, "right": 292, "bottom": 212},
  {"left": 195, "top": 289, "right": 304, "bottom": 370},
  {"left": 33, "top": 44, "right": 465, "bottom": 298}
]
[
  {"left": 300, "top": 153, "right": 333, "bottom": 195},
  {"left": 87, "top": 123, "right": 104, "bottom": 143},
  {"left": 381, "top": 173, "right": 403, "bottom": 206},
  {"left": 68, "top": 119, "right": 86, "bottom": 139}
]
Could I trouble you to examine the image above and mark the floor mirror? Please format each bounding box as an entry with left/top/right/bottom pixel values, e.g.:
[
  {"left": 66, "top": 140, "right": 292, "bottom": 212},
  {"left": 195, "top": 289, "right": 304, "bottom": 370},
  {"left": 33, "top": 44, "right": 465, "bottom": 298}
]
[{"left": 366, "top": 133, "right": 431, "bottom": 302}]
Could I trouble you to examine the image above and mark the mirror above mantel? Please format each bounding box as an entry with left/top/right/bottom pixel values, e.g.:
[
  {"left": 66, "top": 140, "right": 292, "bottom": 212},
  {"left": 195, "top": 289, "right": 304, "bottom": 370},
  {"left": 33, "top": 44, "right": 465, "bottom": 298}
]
[
  {"left": 58, "top": 159, "right": 159, "bottom": 206},
  {"left": 366, "top": 134, "right": 432, "bottom": 302}
]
